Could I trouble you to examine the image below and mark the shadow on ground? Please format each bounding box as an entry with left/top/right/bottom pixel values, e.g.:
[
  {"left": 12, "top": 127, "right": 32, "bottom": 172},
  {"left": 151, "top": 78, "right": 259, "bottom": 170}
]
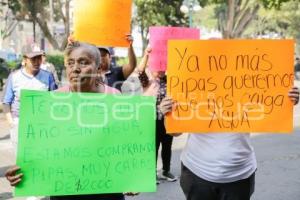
[{"left": 0, "top": 134, "right": 9, "bottom": 141}]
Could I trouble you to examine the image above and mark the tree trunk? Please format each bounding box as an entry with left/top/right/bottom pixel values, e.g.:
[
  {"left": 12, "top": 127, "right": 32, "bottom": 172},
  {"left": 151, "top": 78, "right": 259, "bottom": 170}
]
[
  {"left": 233, "top": 4, "right": 260, "bottom": 38},
  {"left": 220, "top": 0, "right": 260, "bottom": 39},
  {"left": 21, "top": 0, "right": 69, "bottom": 50},
  {"left": 57, "top": 0, "right": 70, "bottom": 50},
  {"left": 65, "top": 0, "right": 70, "bottom": 37},
  {"left": 34, "top": 16, "right": 60, "bottom": 49},
  {"left": 33, "top": 20, "right": 36, "bottom": 42},
  {"left": 59, "top": 0, "right": 70, "bottom": 50},
  {"left": 140, "top": 24, "right": 147, "bottom": 53},
  {"left": 223, "top": 0, "right": 236, "bottom": 39}
]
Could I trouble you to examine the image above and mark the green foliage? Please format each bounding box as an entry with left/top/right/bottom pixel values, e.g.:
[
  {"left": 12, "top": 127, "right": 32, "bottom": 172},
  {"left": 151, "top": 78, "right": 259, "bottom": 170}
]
[
  {"left": 249, "top": 1, "right": 300, "bottom": 53},
  {"left": 46, "top": 54, "right": 64, "bottom": 78},
  {"left": 0, "top": 60, "right": 10, "bottom": 79},
  {"left": 193, "top": 5, "right": 218, "bottom": 29},
  {"left": 134, "top": 0, "right": 187, "bottom": 27},
  {"left": 260, "top": 0, "right": 296, "bottom": 9},
  {"left": 116, "top": 57, "right": 142, "bottom": 67},
  {"left": 6, "top": 60, "right": 19, "bottom": 69},
  {"left": 200, "top": 0, "right": 295, "bottom": 8},
  {"left": 8, "top": 0, "right": 49, "bottom": 20},
  {"left": 193, "top": 0, "right": 296, "bottom": 38},
  {"left": 133, "top": 0, "right": 188, "bottom": 50},
  {"left": 116, "top": 57, "right": 129, "bottom": 67},
  {"left": 7, "top": 0, "right": 22, "bottom": 15}
]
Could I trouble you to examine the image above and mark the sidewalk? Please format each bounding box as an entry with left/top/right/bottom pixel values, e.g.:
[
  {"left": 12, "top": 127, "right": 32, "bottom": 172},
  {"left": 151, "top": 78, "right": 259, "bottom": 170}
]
[{"left": 0, "top": 113, "right": 15, "bottom": 200}]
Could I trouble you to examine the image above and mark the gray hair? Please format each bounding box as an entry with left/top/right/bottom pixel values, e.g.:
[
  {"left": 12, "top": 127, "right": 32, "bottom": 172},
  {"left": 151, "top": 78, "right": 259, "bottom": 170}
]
[{"left": 65, "top": 41, "right": 101, "bottom": 67}]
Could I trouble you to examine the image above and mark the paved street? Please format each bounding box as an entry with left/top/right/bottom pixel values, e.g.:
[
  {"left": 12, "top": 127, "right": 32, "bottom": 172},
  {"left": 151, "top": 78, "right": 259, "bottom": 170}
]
[{"left": 0, "top": 81, "right": 300, "bottom": 200}]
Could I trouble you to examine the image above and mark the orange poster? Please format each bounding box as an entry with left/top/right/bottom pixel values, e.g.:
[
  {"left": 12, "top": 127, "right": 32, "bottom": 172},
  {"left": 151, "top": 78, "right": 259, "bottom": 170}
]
[
  {"left": 74, "top": 0, "right": 132, "bottom": 47},
  {"left": 166, "top": 40, "right": 295, "bottom": 133}
]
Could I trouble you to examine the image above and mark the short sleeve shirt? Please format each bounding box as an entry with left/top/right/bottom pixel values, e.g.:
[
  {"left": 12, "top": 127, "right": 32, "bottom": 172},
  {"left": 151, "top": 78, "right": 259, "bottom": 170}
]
[
  {"left": 103, "top": 66, "right": 125, "bottom": 91},
  {"left": 2, "top": 68, "right": 57, "bottom": 118}
]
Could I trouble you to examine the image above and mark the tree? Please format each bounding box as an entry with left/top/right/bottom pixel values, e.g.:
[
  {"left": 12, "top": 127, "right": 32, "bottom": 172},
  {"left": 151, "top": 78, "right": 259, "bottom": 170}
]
[
  {"left": 7, "top": 0, "right": 71, "bottom": 50},
  {"left": 251, "top": 1, "right": 300, "bottom": 53},
  {"left": 134, "top": 0, "right": 294, "bottom": 43},
  {"left": 133, "top": 0, "right": 188, "bottom": 51},
  {"left": 198, "top": 0, "right": 296, "bottom": 39},
  {"left": 0, "top": 1, "right": 18, "bottom": 48},
  {"left": 216, "top": 0, "right": 259, "bottom": 38}
]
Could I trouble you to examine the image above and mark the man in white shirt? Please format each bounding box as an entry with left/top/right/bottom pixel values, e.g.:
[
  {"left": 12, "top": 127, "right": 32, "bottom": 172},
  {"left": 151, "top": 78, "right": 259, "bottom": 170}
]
[{"left": 2, "top": 45, "right": 57, "bottom": 151}]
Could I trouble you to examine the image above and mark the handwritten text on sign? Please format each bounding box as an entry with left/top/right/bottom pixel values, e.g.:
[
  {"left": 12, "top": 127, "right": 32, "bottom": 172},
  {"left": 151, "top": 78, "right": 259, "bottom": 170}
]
[
  {"left": 16, "top": 90, "right": 156, "bottom": 196},
  {"left": 149, "top": 26, "right": 200, "bottom": 71},
  {"left": 74, "top": 0, "right": 132, "bottom": 47},
  {"left": 166, "top": 40, "right": 294, "bottom": 133}
]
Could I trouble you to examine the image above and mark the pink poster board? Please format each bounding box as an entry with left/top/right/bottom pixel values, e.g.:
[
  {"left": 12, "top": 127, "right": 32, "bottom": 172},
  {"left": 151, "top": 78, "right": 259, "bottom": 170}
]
[{"left": 149, "top": 26, "right": 200, "bottom": 71}]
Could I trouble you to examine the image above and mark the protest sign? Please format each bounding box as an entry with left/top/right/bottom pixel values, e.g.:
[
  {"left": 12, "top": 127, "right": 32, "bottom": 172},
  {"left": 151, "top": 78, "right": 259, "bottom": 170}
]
[
  {"left": 149, "top": 26, "right": 200, "bottom": 71},
  {"left": 15, "top": 90, "right": 156, "bottom": 196},
  {"left": 74, "top": 0, "right": 132, "bottom": 47},
  {"left": 166, "top": 40, "right": 294, "bottom": 133}
]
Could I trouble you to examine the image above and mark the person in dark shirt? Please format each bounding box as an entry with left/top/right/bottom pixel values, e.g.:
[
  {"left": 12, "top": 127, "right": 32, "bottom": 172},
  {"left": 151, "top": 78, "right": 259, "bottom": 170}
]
[{"left": 98, "top": 34, "right": 137, "bottom": 91}]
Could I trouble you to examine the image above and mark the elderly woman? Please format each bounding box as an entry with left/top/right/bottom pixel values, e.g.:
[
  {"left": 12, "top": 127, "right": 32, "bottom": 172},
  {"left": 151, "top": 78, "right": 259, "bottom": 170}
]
[
  {"left": 4, "top": 42, "right": 130, "bottom": 200},
  {"left": 60, "top": 41, "right": 119, "bottom": 94}
]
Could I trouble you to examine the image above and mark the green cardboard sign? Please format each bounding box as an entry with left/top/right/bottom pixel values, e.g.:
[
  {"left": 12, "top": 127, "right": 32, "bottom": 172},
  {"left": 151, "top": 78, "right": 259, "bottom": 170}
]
[{"left": 16, "top": 90, "right": 156, "bottom": 196}]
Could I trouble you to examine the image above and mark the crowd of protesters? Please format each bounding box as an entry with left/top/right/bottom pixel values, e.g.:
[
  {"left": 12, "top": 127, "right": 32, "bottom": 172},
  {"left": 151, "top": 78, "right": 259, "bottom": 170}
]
[{"left": 1, "top": 31, "right": 300, "bottom": 200}]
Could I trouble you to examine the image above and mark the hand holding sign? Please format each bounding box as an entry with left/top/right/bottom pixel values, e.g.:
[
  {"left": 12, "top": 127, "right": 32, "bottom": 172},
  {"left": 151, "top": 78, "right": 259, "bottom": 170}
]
[
  {"left": 126, "top": 34, "right": 134, "bottom": 46},
  {"left": 288, "top": 87, "right": 300, "bottom": 105}
]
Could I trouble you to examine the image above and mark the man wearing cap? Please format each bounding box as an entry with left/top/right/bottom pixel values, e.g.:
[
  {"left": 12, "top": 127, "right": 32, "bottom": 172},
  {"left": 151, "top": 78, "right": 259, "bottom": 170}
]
[
  {"left": 2, "top": 45, "right": 57, "bottom": 151},
  {"left": 98, "top": 34, "right": 137, "bottom": 91}
]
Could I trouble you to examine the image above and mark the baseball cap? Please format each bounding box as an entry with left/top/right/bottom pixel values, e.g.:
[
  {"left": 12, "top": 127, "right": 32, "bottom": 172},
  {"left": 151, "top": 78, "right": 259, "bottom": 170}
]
[
  {"left": 97, "top": 46, "right": 110, "bottom": 55},
  {"left": 23, "top": 44, "right": 44, "bottom": 58}
]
